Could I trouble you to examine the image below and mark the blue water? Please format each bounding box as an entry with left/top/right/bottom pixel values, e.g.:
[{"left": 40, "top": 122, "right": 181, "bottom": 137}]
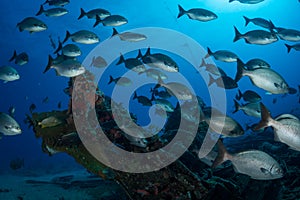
[{"left": 0, "top": 0, "right": 299, "bottom": 195}]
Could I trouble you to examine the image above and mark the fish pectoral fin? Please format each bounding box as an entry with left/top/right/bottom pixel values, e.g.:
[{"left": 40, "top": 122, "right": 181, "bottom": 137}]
[{"left": 260, "top": 167, "right": 270, "bottom": 175}]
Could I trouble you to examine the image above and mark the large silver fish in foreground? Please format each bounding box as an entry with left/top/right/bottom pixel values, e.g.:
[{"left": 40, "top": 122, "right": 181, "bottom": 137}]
[
  {"left": 254, "top": 103, "right": 300, "bottom": 151},
  {"left": 235, "top": 59, "right": 289, "bottom": 94},
  {"left": 0, "top": 112, "right": 22, "bottom": 136},
  {"left": 213, "top": 140, "right": 283, "bottom": 180}
]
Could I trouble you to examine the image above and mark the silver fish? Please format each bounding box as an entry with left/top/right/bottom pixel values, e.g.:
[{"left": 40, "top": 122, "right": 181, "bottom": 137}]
[
  {"left": 205, "top": 47, "right": 238, "bottom": 62},
  {"left": 38, "top": 116, "right": 63, "bottom": 128},
  {"left": 90, "top": 56, "right": 107, "bottom": 68},
  {"left": 62, "top": 30, "right": 100, "bottom": 44},
  {"left": 233, "top": 100, "right": 261, "bottom": 118},
  {"left": 117, "top": 54, "right": 146, "bottom": 73},
  {"left": 177, "top": 5, "right": 217, "bottom": 22},
  {"left": 142, "top": 48, "right": 179, "bottom": 72},
  {"left": 54, "top": 41, "right": 81, "bottom": 57},
  {"left": 285, "top": 43, "right": 300, "bottom": 53},
  {"left": 255, "top": 103, "right": 300, "bottom": 151},
  {"left": 36, "top": 5, "right": 68, "bottom": 17},
  {"left": 78, "top": 8, "right": 110, "bottom": 20},
  {"left": 234, "top": 26, "right": 278, "bottom": 45},
  {"left": 229, "top": 0, "right": 265, "bottom": 4},
  {"left": 236, "top": 89, "right": 261, "bottom": 103},
  {"left": 94, "top": 15, "right": 128, "bottom": 27},
  {"left": 213, "top": 140, "right": 283, "bottom": 180},
  {"left": 277, "top": 29, "right": 300, "bottom": 42},
  {"left": 199, "top": 58, "right": 226, "bottom": 76},
  {"left": 208, "top": 74, "right": 238, "bottom": 89},
  {"left": 43, "top": 0, "right": 70, "bottom": 7},
  {"left": 43, "top": 56, "right": 85, "bottom": 77},
  {"left": 235, "top": 59, "right": 289, "bottom": 94},
  {"left": 152, "top": 97, "right": 174, "bottom": 112},
  {"left": 0, "top": 66, "right": 20, "bottom": 83},
  {"left": 133, "top": 92, "right": 152, "bottom": 106},
  {"left": 155, "top": 77, "right": 193, "bottom": 100},
  {"left": 140, "top": 68, "right": 168, "bottom": 80},
  {"left": 111, "top": 28, "right": 147, "bottom": 42},
  {"left": 243, "top": 16, "right": 275, "bottom": 30},
  {"left": 17, "top": 17, "right": 47, "bottom": 33},
  {"left": 201, "top": 108, "right": 244, "bottom": 137},
  {"left": 0, "top": 112, "right": 22, "bottom": 136},
  {"left": 108, "top": 75, "right": 132, "bottom": 86},
  {"left": 244, "top": 58, "right": 270, "bottom": 70},
  {"left": 9, "top": 50, "right": 29, "bottom": 66}
]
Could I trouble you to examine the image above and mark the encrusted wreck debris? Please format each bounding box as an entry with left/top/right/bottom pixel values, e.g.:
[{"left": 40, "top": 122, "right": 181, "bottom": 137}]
[{"left": 28, "top": 73, "right": 300, "bottom": 200}]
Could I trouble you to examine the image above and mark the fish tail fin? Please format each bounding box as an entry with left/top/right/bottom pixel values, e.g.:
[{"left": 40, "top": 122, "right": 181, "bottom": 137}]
[
  {"left": 269, "top": 20, "right": 276, "bottom": 30},
  {"left": 200, "top": 58, "right": 206, "bottom": 67},
  {"left": 111, "top": 28, "right": 118, "bottom": 37},
  {"left": 208, "top": 74, "right": 215, "bottom": 87},
  {"left": 233, "top": 26, "right": 242, "bottom": 42},
  {"left": 116, "top": 54, "right": 125, "bottom": 65},
  {"left": 212, "top": 140, "right": 231, "bottom": 168},
  {"left": 236, "top": 89, "right": 242, "bottom": 100},
  {"left": 253, "top": 103, "right": 272, "bottom": 131},
  {"left": 177, "top": 5, "right": 186, "bottom": 18},
  {"left": 243, "top": 16, "right": 250, "bottom": 26},
  {"left": 78, "top": 8, "right": 86, "bottom": 20},
  {"left": 136, "top": 49, "right": 143, "bottom": 59},
  {"left": 36, "top": 5, "right": 44, "bottom": 16},
  {"left": 53, "top": 40, "right": 62, "bottom": 54},
  {"left": 284, "top": 44, "right": 292, "bottom": 53},
  {"left": 17, "top": 23, "right": 23, "bottom": 32},
  {"left": 43, "top": 55, "right": 54, "bottom": 73},
  {"left": 235, "top": 58, "right": 245, "bottom": 82},
  {"left": 133, "top": 91, "right": 138, "bottom": 100},
  {"left": 62, "top": 30, "right": 71, "bottom": 43},
  {"left": 204, "top": 47, "right": 212, "bottom": 59},
  {"left": 233, "top": 99, "right": 240, "bottom": 113},
  {"left": 108, "top": 75, "right": 114, "bottom": 84},
  {"left": 9, "top": 50, "right": 17, "bottom": 62},
  {"left": 144, "top": 47, "right": 151, "bottom": 57},
  {"left": 89, "top": 56, "right": 95, "bottom": 67},
  {"left": 93, "top": 15, "right": 102, "bottom": 27}
]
